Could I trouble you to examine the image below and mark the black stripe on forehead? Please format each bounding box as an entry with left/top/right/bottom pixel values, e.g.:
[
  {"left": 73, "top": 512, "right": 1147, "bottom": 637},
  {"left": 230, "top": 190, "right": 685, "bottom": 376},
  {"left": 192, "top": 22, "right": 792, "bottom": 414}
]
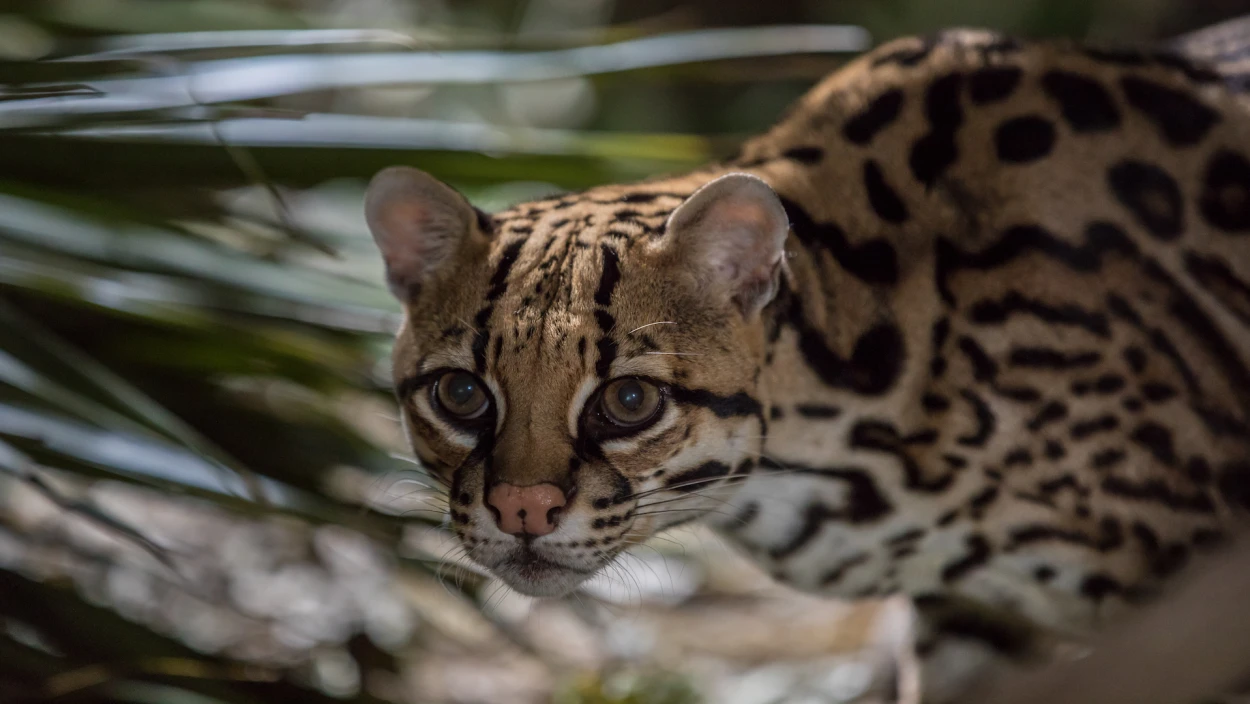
[
  {"left": 472, "top": 326, "right": 490, "bottom": 373},
  {"left": 466, "top": 238, "right": 527, "bottom": 374},
  {"left": 593, "top": 245, "right": 622, "bottom": 378},
  {"left": 594, "top": 310, "right": 617, "bottom": 377},
  {"left": 595, "top": 245, "right": 621, "bottom": 305},
  {"left": 487, "top": 239, "right": 525, "bottom": 301}
]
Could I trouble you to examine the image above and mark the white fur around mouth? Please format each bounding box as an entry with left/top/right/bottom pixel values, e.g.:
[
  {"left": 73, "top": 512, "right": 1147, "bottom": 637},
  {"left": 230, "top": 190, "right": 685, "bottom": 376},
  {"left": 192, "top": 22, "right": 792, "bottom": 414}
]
[{"left": 490, "top": 547, "right": 600, "bottom": 597}]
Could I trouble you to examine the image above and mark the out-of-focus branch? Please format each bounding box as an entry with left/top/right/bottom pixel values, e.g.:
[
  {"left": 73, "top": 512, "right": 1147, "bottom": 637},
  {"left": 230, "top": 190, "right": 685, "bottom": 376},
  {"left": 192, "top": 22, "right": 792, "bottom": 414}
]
[
  {"left": 0, "top": 26, "right": 870, "bottom": 129},
  {"left": 968, "top": 533, "right": 1250, "bottom": 704}
]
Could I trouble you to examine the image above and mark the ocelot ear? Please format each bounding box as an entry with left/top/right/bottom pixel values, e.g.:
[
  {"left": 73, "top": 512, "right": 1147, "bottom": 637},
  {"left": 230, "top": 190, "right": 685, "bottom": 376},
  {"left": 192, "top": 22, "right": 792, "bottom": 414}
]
[
  {"left": 661, "top": 173, "right": 790, "bottom": 317},
  {"left": 365, "top": 166, "right": 488, "bottom": 301}
]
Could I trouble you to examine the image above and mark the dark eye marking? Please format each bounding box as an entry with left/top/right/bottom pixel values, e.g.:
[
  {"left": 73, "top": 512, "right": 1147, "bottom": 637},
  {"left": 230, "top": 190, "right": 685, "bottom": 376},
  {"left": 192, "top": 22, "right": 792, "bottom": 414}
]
[
  {"left": 668, "top": 385, "right": 763, "bottom": 418},
  {"left": 662, "top": 461, "right": 732, "bottom": 493},
  {"left": 396, "top": 373, "right": 427, "bottom": 401}
]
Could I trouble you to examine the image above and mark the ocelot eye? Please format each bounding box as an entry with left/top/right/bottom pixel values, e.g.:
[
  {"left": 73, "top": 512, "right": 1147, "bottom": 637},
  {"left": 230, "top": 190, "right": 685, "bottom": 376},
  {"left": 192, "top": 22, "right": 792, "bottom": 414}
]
[
  {"left": 600, "top": 378, "right": 663, "bottom": 428},
  {"left": 434, "top": 371, "right": 490, "bottom": 420}
]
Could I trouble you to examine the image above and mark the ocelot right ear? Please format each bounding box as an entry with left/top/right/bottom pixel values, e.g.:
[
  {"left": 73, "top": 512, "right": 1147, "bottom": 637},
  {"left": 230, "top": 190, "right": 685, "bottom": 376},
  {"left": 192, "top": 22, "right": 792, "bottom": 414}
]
[
  {"left": 657, "top": 173, "right": 791, "bottom": 318},
  {"left": 365, "top": 166, "right": 490, "bottom": 302}
]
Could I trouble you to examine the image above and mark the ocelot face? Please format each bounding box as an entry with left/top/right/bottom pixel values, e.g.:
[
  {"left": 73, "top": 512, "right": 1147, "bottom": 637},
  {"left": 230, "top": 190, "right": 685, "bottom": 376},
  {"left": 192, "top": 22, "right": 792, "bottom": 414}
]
[{"left": 366, "top": 166, "right": 789, "bottom": 595}]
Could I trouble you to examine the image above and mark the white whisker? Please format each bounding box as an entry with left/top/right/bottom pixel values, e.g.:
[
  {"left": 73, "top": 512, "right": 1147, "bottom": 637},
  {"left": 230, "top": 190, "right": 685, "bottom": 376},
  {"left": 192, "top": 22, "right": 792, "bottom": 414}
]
[{"left": 628, "top": 321, "right": 678, "bottom": 335}]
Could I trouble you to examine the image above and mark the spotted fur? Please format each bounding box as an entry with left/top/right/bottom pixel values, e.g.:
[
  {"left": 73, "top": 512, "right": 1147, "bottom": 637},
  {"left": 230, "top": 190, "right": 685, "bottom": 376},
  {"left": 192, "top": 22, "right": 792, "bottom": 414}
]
[{"left": 369, "top": 18, "right": 1250, "bottom": 703}]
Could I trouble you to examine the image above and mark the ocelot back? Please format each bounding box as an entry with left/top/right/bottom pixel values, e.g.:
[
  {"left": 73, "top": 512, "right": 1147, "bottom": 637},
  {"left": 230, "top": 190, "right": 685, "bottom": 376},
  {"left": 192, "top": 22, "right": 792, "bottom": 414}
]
[{"left": 364, "top": 15, "right": 1250, "bottom": 702}]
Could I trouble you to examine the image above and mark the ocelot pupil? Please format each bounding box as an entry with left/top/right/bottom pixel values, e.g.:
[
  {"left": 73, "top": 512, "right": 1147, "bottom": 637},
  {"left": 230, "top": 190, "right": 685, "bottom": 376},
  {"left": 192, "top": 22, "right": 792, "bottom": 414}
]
[
  {"left": 617, "top": 381, "right": 644, "bottom": 411},
  {"left": 448, "top": 374, "right": 477, "bottom": 405}
]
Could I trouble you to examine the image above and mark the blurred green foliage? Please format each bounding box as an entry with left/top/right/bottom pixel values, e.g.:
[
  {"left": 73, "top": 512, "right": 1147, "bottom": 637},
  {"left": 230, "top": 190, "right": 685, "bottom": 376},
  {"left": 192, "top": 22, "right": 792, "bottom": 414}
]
[{"left": 554, "top": 671, "right": 701, "bottom": 704}]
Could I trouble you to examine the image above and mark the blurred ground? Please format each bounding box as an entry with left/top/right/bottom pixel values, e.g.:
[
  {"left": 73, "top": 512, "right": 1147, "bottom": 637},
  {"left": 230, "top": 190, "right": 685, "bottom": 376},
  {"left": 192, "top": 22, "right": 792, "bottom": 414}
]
[{"left": 1, "top": 465, "right": 914, "bottom": 704}]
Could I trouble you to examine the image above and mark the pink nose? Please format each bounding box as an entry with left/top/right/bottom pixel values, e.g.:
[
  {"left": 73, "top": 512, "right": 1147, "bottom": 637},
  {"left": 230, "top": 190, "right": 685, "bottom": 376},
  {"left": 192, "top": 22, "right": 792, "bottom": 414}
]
[{"left": 486, "top": 483, "right": 567, "bottom": 536}]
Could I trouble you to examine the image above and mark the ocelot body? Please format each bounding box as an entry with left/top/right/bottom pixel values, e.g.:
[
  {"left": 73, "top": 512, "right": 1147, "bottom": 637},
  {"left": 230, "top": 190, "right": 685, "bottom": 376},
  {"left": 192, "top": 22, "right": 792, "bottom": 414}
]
[{"left": 365, "top": 17, "right": 1250, "bottom": 702}]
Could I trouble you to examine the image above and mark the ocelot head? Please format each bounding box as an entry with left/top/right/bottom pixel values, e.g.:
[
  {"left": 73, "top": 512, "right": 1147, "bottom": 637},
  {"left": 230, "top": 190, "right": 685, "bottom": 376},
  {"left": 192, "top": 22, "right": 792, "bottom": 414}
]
[{"left": 365, "top": 166, "right": 788, "bottom": 596}]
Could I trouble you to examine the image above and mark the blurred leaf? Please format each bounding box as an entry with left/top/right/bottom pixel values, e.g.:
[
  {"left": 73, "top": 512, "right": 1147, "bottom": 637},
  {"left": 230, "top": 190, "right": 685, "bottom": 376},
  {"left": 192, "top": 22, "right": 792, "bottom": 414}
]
[
  {"left": 0, "top": 435, "right": 31, "bottom": 473},
  {"left": 59, "top": 28, "right": 420, "bottom": 60},
  {"left": 0, "top": 571, "right": 390, "bottom": 704},
  {"left": 48, "top": 115, "right": 713, "bottom": 162},
  {"left": 0, "top": 134, "right": 693, "bottom": 190},
  {"left": 0, "top": 26, "right": 867, "bottom": 138},
  {"left": 39, "top": 0, "right": 305, "bottom": 34},
  {"left": 0, "top": 187, "right": 393, "bottom": 313},
  {"left": 19, "top": 469, "right": 176, "bottom": 569},
  {"left": 0, "top": 399, "right": 257, "bottom": 496},
  {"left": 0, "top": 301, "right": 263, "bottom": 494},
  {"left": 0, "top": 83, "right": 102, "bottom": 100}
]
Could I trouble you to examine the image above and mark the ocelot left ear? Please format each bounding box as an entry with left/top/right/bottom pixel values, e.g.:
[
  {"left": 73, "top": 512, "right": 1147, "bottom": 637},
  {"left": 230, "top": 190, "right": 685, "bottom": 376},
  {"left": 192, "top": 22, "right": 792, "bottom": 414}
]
[
  {"left": 660, "top": 173, "right": 790, "bottom": 317},
  {"left": 364, "top": 166, "right": 489, "bottom": 302}
]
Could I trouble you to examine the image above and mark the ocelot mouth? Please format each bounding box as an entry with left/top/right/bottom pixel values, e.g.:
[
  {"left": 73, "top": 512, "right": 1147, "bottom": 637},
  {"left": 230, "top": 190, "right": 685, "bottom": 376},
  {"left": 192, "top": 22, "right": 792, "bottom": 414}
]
[{"left": 493, "top": 546, "right": 599, "bottom": 597}]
